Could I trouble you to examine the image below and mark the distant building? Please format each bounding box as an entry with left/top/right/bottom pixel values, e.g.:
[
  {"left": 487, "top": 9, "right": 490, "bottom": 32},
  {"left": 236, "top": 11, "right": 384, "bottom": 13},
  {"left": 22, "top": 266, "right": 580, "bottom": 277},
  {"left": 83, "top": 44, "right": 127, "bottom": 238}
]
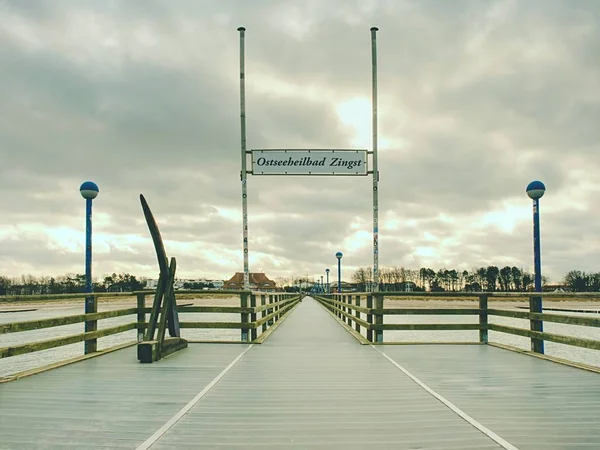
[
  {"left": 207, "top": 280, "right": 224, "bottom": 289},
  {"left": 542, "top": 284, "right": 569, "bottom": 293},
  {"left": 144, "top": 278, "right": 225, "bottom": 290},
  {"left": 329, "top": 281, "right": 356, "bottom": 292},
  {"left": 223, "top": 272, "right": 277, "bottom": 291},
  {"left": 145, "top": 279, "right": 159, "bottom": 289}
]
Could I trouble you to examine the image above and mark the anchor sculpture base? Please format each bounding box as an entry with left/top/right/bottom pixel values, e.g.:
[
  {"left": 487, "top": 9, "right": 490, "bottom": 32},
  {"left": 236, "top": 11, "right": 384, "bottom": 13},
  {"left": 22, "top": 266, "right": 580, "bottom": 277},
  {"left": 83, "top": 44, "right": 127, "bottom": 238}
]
[
  {"left": 137, "top": 194, "right": 187, "bottom": 363},
  {"left": 138, "top": 337, "right": 188, "bottom": 364}
]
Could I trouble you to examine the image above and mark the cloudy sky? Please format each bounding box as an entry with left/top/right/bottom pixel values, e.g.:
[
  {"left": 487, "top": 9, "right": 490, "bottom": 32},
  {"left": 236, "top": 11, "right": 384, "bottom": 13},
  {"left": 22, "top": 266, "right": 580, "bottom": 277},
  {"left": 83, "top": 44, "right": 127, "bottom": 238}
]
[{"left": 1, "top": 0, "right": 599, "bottom": 284}]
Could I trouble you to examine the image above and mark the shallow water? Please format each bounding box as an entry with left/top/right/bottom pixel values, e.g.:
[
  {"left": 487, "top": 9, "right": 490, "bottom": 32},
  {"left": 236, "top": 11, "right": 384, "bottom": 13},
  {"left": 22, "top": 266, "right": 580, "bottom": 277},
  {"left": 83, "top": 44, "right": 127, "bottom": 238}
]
[{"left": 1, "top": 300, "right": 599, "bottom": 377}]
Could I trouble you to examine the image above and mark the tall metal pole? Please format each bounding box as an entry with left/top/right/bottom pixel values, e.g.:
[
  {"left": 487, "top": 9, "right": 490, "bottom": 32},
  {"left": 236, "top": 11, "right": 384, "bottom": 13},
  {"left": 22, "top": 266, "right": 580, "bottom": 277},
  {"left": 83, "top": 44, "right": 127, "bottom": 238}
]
[
  {"left": 526, "top": 180, "right": 545, "bottom": 355},
  {"left": 326, "top": 269, "right": 330, "bottom": 294},
  {"left": 371, "top": 27, "right": 380, "bottom": 293},
  {"left": 337, "top": 259, "right": 341, "bottom": 293},
  {"left": 80, "top": 181, "right": 99, "bottom": 354},
  {"left": 533, "top": 198, "right": 542, "bottom": 293},
  {"left": 85, "top": 198, "right": 93, "bottom": 294},
  {"left": 238, "top": 27, "right": 250, "bottom": 291}
]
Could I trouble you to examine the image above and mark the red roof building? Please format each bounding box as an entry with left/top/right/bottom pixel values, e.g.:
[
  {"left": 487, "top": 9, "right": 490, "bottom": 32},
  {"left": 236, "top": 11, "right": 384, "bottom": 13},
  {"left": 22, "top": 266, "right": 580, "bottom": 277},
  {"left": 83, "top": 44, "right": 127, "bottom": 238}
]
[{"left": 223, "top": 272, "right": 277, "bottom": 291}]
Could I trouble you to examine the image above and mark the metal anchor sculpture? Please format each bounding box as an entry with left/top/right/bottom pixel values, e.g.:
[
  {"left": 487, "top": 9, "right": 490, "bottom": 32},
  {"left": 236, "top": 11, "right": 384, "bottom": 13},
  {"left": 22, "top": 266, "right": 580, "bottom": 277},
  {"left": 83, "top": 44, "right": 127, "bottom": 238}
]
[{"left": 137, "top": 194, "right": 188, "bottom": 363}]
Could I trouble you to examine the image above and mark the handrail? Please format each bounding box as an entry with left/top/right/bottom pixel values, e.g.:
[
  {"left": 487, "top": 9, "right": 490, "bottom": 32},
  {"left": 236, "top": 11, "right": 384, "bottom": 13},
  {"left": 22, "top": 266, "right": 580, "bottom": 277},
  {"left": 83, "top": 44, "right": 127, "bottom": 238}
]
[
  {"left": 315, "top": 292, "right": 600, "bottom": 355},
  {"left": 0, "top": 292, "right": 302, "bottom": 367}
]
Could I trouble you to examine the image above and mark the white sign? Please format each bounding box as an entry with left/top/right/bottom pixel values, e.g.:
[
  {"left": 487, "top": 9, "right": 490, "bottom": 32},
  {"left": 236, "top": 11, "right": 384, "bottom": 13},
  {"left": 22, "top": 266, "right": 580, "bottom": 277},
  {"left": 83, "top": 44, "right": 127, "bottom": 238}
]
[{"left": 251, "top": 149, "right": 368, "bottom": 176}]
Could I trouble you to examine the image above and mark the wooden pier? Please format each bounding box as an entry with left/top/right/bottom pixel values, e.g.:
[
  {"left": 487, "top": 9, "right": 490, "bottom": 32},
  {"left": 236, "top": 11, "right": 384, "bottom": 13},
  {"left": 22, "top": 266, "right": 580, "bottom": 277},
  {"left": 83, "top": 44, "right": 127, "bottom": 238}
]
[{"left": 1, "top": 294, "right": 600, "bottom": 449}]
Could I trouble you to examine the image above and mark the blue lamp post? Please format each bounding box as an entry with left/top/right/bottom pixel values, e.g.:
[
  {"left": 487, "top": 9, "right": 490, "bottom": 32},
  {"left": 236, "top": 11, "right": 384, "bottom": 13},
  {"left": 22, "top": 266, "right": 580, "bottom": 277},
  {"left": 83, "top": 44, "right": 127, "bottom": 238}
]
[
  {"left": 526, "top": 180, "right": 545, "bottom": 354},
  {"left": 336, "top": 252, "right": 343, "bottom": 293},
  {"left": 80, "top": 181, "right": 99, "bottom": 354},
  {"left": 80, "top": 181, "right": 99, "bottom": 294},
  {"left": 526, "top": 180, "right": 545, "bottom": 292},
  {"left": 325, "top": 268, "right": 330, "bottom": 294}
]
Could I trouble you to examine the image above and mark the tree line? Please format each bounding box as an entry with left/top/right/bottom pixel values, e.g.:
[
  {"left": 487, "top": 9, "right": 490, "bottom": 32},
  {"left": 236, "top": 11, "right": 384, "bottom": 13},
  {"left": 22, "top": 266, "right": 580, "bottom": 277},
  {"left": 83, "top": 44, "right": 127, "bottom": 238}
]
[
  {"left": 0, "top": 273, "right": 147, "bottom": 296},
  {"left": 352, "top": 266, "right": 600, "bottom": 292},
  {"left": 2, "top": 267, "right": 599, "bottom": 296}
]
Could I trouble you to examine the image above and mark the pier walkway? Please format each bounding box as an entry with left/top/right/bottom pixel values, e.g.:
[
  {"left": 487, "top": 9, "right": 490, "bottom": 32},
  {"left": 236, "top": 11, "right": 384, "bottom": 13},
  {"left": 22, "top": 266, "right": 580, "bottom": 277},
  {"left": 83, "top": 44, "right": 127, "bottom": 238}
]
[{"left": 1, "top": 297, "right": 600, "bottom": 449}]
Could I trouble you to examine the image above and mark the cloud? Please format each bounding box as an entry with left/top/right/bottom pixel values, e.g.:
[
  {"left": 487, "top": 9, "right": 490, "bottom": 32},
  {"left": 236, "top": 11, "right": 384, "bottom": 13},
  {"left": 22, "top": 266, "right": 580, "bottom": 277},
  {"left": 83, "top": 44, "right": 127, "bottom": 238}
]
[{"left": 2, "top": 0, "right": 600, "bottom": 284}]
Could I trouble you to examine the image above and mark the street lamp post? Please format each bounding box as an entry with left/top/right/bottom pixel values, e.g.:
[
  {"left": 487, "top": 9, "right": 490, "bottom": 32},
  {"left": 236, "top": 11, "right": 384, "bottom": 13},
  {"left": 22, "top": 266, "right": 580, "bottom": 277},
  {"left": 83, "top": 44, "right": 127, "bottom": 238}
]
[
  {"left": 80, "top": 181, "right": 99, "bottom": 354},
  {"left": 325, "top": 268, "right": 330, "bottom": 294},
  {"left": 336, "top": 252, "right": 343, "bottom": 293},
  {"left": 320, "top": 275, "right": 324, "bottom": 293},
  {"left": 526, "top": 180, "right": 546, "bottom": 354}
]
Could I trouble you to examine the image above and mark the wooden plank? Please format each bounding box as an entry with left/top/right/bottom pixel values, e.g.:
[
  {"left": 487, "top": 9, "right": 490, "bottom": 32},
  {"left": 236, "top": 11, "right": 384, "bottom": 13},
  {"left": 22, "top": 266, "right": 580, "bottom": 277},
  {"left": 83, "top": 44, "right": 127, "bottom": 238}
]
[
  {"left": 177, "top": 306, "right": 253, "bottom": 314},
  {"left": 355, "top": 295, "right": 361, "bottom": 333},
  {"left": 179, "top": 322, "right": 247, "bottom": 329},
  {"left": 488, "top": 308, "right": 600, "bottom": 327},
  {"left": 373, "top": 308, "right": 480, "bottom": 315},
  {"left": 489, "top": 323, "right": 600, "bottom": 350},
  {"left": 0, "top": 323, "right": 136, "bottom": 358},
  {"left": 0, "top": 307, "right": 138, "bottom": 334},
  {"left": 371, "top": 323, "right": 483, "bottom": 331}
]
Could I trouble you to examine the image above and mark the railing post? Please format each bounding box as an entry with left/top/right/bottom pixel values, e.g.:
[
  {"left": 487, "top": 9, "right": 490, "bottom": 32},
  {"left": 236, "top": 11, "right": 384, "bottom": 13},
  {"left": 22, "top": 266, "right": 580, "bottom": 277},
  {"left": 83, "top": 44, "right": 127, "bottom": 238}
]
[
  {"left": 84, "top": 294, "right": 98, "bottom": 354},
  {"left": 366, "top": 294, "right": 373, "bottom": 342},
  {"left": 529, "top": 295, "right": 544, "bottom": 354},
  {"left": 347, "top": 295, "right": 353, "bottom": 325},
  {"left": 275, "top": 293, "right": 280, "bottom": 321},
  {"left": 355, "top": 295, "right": 361, "bottom": 333},
  {"left": 250, "top": 294, "right": 257, "bottom": 341},
  {"left": 240, "top": 292, "right": 249, "bottom": 342},
  {"left": 374, "top": 293, "right": 384, "bottom": 343},
  {"left": 137, "top": 293, "right": 146, "bottom": 342},
  {"left": 478, "top": 294, "right": 488, "bottom": 344},
  {"left": 268, "top": 294, "right": 274, "bottom": 325},
  {"left": 261, "top": 294, "right": 267, "bottom": 333}
]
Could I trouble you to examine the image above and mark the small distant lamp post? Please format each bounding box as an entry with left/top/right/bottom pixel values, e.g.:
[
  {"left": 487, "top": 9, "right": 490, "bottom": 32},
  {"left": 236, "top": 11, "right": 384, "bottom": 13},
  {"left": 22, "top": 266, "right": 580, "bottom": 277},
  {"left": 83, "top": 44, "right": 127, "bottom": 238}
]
[
  {"left": 526, "top": 180, "right": 545, "bottom": 354},
  {"left": 336, "top": 252, "right": 343, "bottom": 293},
  {"left": 325, "top": 268, "right": 330, "bottom": 294},
  {"left": 80, "top": 181, "right": 99, "bottom": 354},
  {"left": 320, "top": 275, "right": 324, "bottom": 292}
]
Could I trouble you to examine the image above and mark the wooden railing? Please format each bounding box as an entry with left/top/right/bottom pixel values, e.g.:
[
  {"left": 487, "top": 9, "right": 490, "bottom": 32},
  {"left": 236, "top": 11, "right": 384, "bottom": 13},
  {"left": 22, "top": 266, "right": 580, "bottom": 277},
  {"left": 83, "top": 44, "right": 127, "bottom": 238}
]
[
  {"left": 314, "top": 292, "right": 600, "bottom": 353},
  {"left": 0, "top": 291, "right": 301, "bottom": 363}
]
